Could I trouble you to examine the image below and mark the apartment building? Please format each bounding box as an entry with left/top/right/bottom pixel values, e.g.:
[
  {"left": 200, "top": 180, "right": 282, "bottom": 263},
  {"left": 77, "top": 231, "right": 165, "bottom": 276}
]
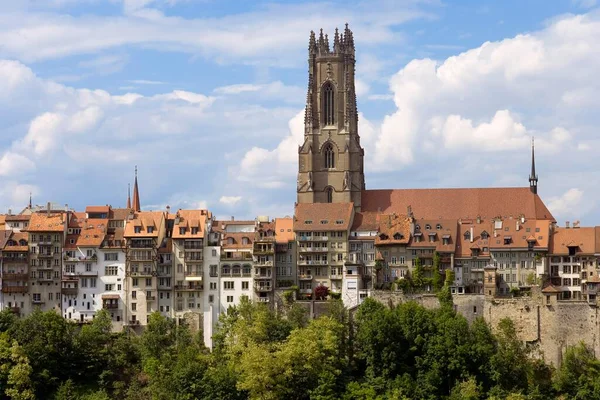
[
  {"left": 172, "top": 209, "right": 208, "bottom": 325},
  {"left": 1, "top": 231, "right": 29, "bottom": 315},
  {"left": 62, "top": 213, "right": 106, "bottom": 322},
  {"left": 203, "top": 221, "right": 220, "bottom": 349},
  {"left": 100, "top": 207, "right": 129, "bottom": 328},
  {"left": 490, "top": 217, "right": 549, "bottom": 295},
  {"left": 218, "top": 219, "right": 254, "bottom": 311},
  {"left": 254, "top": 219, "right": 275, "bottom": 304},
  {"left": 548, "top": 224, "right": 597, "bottom": 301},
  {"left": 3, "top": 214, "right": 30, "bottom": 232},
  {"left": 294, "top": 203, "right": 354, "bottom": 300},
  {"left": 274, "top": 218, "right": 295, "bottom": 304},
  {"left": 455, "top": 219, "right": 490, "bottom": 294},
  {"left": 124, "top": 211, "right": 166, "bottom": 327},
  {"left": 346, "top": 212, "right": 377, "bottom": 307},
  {"left": 28, "top": 211, "right": 68, "bottom": 313},
  {"left": 373, "top": 213, "right": 411, "bottom": 284}
]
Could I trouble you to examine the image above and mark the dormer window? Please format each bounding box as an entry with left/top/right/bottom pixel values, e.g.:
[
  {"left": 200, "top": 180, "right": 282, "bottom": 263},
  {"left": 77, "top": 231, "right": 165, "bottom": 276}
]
[
  {"left": 425, "top": 224, "right": 431, "bottom": 230},
  {"left": 191, "top": 227, "right": 198, "bottom": 235},
  {"left": 414, "top": 232, "right": 422, "bottom": 243},
  {"left": 393, "top": 233, "right": 403, "bottom": 240},
  {"left": 415, "top": 224, "right": 420, "bottom": 231},
  {"left": 179, "top": 228, "right": 186, "bottom": 235},
  {"left": 320, "top": 220, "right": 328, "bottom": 225},
  {"left": 379, "top": 233, "right": 389, "bottom": 240},
  {"left": 504, "top": 236, "right": 512, "bottom": 245},
  {"left": 442, "top": 235, "right": 450, "bottom": 245},
  {"left": 305, "top": 220, "right": 313, "bottom": 225},
  {"left": 436, "top": 224, "right": 442, "bottom": 230},
  {"left": 464, "top": 231, "right": 471, "bottom": 240},
  {"left": 134, "top": 226, "right": 141, "bottom": 234},
  {"left": 147, "top": 226, "right": 154, "bottom": 234},
  {"left": 428, "top": 232, "right": 436, "bottom": 243},
  {"left": 335, "top": 220, "right": 344, "bottom": 225},
  {"left": 242, "top": 237, "right": 250, "bottom": 245},
  {"left": 481, "top": 231, "right": 489, "bottom": 240}
]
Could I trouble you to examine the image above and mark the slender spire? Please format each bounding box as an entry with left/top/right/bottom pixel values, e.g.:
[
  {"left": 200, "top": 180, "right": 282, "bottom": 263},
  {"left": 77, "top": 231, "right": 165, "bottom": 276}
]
[
  {"left": 529, "top": 137, "right": 538, "bottom": 194},
  {"left": 29, "top": 192, "right": 32, "bottom": 209},
  {"left": 132, "top": 166, "right": 141, "bottom": 212},
  {"left": 333, "top": 27, "right": 340, "bottom": 53},
  {"left": 127, "top": 183, "right": 131, "bottom": 209}
]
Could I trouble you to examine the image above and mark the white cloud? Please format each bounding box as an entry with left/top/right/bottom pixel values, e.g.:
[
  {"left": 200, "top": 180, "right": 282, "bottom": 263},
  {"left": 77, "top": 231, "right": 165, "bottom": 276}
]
[
  {"left": 219, "top": 196, "right": 242, "bottom": 206},
  {"left": 213, "top": 81, "right": 305, "bottom": 104},
  {"left": 128, "top": 79, "right": 165, "bottom": 85},
  {"left": 0, "top": 1, "right": 433, "bottom": 66},
  {"left": 214, "top": 84, "right": 262, "bottom": 95},
  {"left": 0, "top": 153, "right": 36, "bottom": 176},
  {"left": 548, "top": 188, "right": 585, "bottom": 219}
]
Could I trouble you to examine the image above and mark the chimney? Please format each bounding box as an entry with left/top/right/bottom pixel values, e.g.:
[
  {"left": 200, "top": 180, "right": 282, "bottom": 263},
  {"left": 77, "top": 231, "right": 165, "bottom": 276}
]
[
  {"left": 47, "top": 201, "right": 51, "bottom": 214},
  {"left": 65, "top": 203, "right": 68, "bottom": 212},
  {"left": 7, "top": 208, "right": 11, "bottom": 215},
  {"left": 231, "top": 216, "right": 234, "bottom": 221},
  {"left": 574, "top": 220, "right": 580, "bottom": 228},
  {"left": 520, "top": 215, "right": 525, "bottom": 223},
  {"left": 470, "top": 226, "right": 474, "bottom": 243},
  {"left": 566, "top": 221, "right": 570, "bottom": 229},
  {"left": 476, "top": 215, "right": 481, "bottom": 224},
  {"left": 516, "top": 221, "right": 520, "bottom": 231}
]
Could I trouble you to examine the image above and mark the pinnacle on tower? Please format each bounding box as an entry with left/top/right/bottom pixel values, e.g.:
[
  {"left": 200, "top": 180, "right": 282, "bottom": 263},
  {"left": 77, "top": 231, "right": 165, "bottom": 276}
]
[
  {"left": 529, "top": 137, "right": 538, "bottom": 194},
  {"left": 127, "top": 183, "right": 131, "bottom": 209},
  {"left": 132, "top": 166, "right": 141, "bottom": 212},
  {"left": 333, "top": 28, "right": 340, "bottom": 53},
  {"left": 309, "top": 30, "right": 317, "bottom": 54}
]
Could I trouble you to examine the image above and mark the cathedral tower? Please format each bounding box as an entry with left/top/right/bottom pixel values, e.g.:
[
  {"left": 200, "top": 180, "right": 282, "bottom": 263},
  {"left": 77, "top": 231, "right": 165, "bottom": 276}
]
[{"left": 297, "top": 24, "right": 365, "bottom": 210}]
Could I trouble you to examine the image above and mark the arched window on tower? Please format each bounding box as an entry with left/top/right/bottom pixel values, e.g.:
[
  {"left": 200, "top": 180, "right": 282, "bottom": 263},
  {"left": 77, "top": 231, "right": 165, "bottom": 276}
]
[
  {"left": 322, "top": 82, "right": 335, "bottom": 125},
  {"left": 324, "top": 143, "right": 335, "bottom": 169},
  {"left": 326, "top": 187, "right": 333, "bottom": 203}
]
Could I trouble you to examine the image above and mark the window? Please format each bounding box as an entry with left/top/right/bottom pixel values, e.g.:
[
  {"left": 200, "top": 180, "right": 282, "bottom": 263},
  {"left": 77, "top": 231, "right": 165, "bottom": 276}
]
[
  {"left": 324, "top": 143, "right": 335, "bottom": 169},
  {"left": 242, "top": 281, "right": 249, "bottom": 290},
  {"left": 463, "top": 231, "right": 471, "bottom": 240},
  {"left": 86, "top": 249, "right": 93, "bottom": 257},
  {"left": 131, "top": 303, "right": 137, "bottom": 311},
  {"left": 326, "top": 187, "right": 333, "bottom": 203},
  {"left": 209, "top": 295, "right": 214, "bottom": 303},
  {"left": 145, "top": 278, "right": 152, "bottom": 286},
  {"left": 179, "top": 228, "right": 186, "bottom": 235},
  {"left": 147, "top": 226, "right": 154, "bottom": 234},
  {"left": 132, "top": 291, "right": 137, "bottom": 299},
  {"left": 134, "top": 226, "right": 141, "bottom": 233},
  {"left": 105, "top": 266, "right": 118, "bottom": 276},
  {"left": 227, "top": 296, "right": 234, "bottom": 303},
  {"left": 322, "top": 82, "right": 335, "bottom": 125},
  {"left": 104, "top": 253, "right": 118, "bottom": 261},
  {"left": 224, "top": 281, "right": 234, "bottom": 290},
  {"left": 212, "top": 249, "right": 217, "bottom": 257},
  {"left": 85, "top": 263, "right": 92, "bottom": 272},
  {"left": 132, "top": 278, "right": 139, "bottom": 287},
  {"left": 191, "top": 227, "right": 198, "bottom": 235},
  {"left": 210, "top": 282, "right": 217, "bottom": 290}
]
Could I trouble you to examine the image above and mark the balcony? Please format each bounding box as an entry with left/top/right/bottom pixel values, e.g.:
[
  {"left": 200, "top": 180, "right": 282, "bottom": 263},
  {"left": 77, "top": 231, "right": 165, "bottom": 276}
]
[
  {"left": 184, "top": 255, "right": 203, "bottom": 263},
  {"left": 32, "top": 299, "right": 45, "bottom": 305},
  {"left": 2, "top": 286, "right": 28, "bottom": 293},
  {"left": 128, "top": 255, "right": 155, "bottom": 262},
  {"left": 298, "top": 259, "right": 328, "bottom": 266},
  {"left": 220, "top": 253, "right": 252, "bottom": 261},
  {"left": 2, "top": 257, "right": 28, "bottom": 263},
  {"left": 252, "top": 245, "right": 274, "bottom": 255},
  {"left": 254, "top": 273, "right": 272, "bottom": 279},
  {"left": 79, "top": 271, "right": 98, "bottom": 277},
  {"left": 158, "top": 282, "right": 172, "bottom": 289},
  {"left": 128, "top": 240, "right": 155, "bottom": 249},
  {"left": 254, "top": 260, "right": 273, "bottom": 267},
  {"left": 299, "top": 288, "right": 312, "bottom": 294},
  {"left": 183, "top": 243, "right": 204, "bottom": 250},
  {"left": 37, "top": 253, "right": 56, "bottom": 259},
  {"left": 2, "top": 273, "right": 28, "bottom": 281},
  {"left": 147, "top": 296, "right": 157, "bottom": 301},
  {"left": 257, "top": 297, "right": 270, "bottom": 303},
  {"left": 36, "top": 276, "right": 55, "bottom": 282},
  {"left": 61, "top": 287, "right": 78, "bottom": 296},
  {"left": 128, "top": 270, "right": 155, "bottom": 277},
  {"left": 174, "top": 284, "right": 203, "bottom": 291},
  {"left": 254, "top": 282, "right": 273, "bottom": 292},
  {"left": 298, "top": 275, "right": 313, "bottom": 280},
  {"left": 103, "top": 303, "right": 119, "bottom": 309},
  {"left": 330, "top": 274, "right": 343, "bottom": 280}
]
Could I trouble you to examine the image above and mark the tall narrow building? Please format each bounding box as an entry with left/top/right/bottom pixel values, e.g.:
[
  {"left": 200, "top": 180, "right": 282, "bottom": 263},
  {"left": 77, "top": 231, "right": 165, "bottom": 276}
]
[{"left": 297, "top": 25, "right": 365, "bottom": 210}]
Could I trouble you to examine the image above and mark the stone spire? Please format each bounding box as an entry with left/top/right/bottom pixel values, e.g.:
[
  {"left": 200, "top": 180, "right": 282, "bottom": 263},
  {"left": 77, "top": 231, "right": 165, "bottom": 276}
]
[
  {"left": 29, "top": 192, "right": 32, "bottom": 209},
  {"left": 529, "top": 137, "right": 538, "bottom": 194},
  {"left": 126, "top": 183, "right": 131, "bottom": 209},
  {"left": 333, "top": 28, "right": 340, "bottom": 53},
  {"left": 132, "top": 166, "right": 141, "bottom": 212}
]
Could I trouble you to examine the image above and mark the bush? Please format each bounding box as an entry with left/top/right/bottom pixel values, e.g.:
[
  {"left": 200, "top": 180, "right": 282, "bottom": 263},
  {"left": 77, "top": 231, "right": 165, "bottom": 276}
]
[{"left": 315, "top": 285, "right": 330, "bottom": 300}]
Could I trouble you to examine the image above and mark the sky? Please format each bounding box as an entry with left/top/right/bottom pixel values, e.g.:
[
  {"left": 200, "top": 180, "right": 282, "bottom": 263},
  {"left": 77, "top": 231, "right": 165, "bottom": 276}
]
[{"left": 0, "top": 0, "right": 599, "bottom": 224}]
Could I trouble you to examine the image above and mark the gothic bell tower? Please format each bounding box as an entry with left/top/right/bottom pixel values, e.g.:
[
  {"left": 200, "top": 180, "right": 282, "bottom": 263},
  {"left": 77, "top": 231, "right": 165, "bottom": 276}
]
[{"left": 297, "top": 24, "right": 365, "bottom": 210}]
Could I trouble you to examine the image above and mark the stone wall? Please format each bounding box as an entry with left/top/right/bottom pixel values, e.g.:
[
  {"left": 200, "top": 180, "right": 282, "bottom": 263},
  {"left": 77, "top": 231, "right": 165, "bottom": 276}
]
[{"left": 370, "top": 289, "right": 600, "bottom": 366}]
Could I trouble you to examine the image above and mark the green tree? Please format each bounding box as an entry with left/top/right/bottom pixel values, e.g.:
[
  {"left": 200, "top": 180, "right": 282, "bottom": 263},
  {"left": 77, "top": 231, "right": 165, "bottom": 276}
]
[
  {"left": 432, "top": 252, "right": 443, "bottom": 292},
  {"left": 554, "top": 342, "right": 600, "bottom": 398},
  {"left": 412, "top": 257, "right": 424, "bottom": 289}
]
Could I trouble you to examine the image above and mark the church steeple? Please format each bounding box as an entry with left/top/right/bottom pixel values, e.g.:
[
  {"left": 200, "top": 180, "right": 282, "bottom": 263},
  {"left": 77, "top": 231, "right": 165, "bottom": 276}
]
[
  {"left": 297, "top": 24, "right": 364, "bottom": 210},
  {"left": 132, "top": 166, "right": 141, "bottom": 212},
  {"left": 529, "top": 137, "right": 538, "bottom": 194},
  {"left": 126, "top": 183, "right": 131, "bottom": 209}
]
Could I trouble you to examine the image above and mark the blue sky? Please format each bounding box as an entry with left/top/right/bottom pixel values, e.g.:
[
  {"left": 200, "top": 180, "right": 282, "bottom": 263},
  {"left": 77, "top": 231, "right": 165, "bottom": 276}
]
[{"left": 1, "top": 0, "right": 599, "bottom": 224}]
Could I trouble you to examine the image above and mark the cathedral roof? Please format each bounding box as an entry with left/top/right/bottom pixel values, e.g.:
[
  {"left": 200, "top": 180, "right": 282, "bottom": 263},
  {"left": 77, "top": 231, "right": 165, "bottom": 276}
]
[{"left": 361, "top": 187, "right": 554, "bottom": 221}]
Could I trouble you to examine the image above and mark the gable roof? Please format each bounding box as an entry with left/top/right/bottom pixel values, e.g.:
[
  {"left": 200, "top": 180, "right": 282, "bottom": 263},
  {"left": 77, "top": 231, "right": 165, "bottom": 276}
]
[
  {"left": 274, "top": 218, "right": 294, "bottom": 243},
  {"left": 375, "top": 214, "right": 411, "bottom": 245},
  {"left": 124, "top": 211, "right": 164, "bottom": 237},
  {"left": 28, "top": 212, "right": 66, "bottom": 232},
  {"left": 549, "top": 227, "right": 596, "bottom": 255},
  {"left": 361, "top": 188, "right": 554, "bottom": 221},
  {"left": 172, "top": 209, "right": 208, "bottom": 239},
  {"left": 294, "top": 203, "right": 354, "bottom": 232}
]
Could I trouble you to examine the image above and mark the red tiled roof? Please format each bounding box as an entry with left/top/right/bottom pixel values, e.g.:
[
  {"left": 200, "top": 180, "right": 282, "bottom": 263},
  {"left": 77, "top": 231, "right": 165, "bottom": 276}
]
[
  {"left": 28, "top": 212, "right": 66, "bottom": 232},
  {"left": 294, "top": 203, "right": 354, "bottom": 232},
  {"left": 549, "top": 227, "right": 596, "bottom": 255},
  {"left": 361, "top": 188, "right": 555, "bottom": 221},
  {"left": 275, "top": 218, "right": 294, "bottom": 243},
  {"left": 85, "top": 206, "right": 110, "bottom": 214}
]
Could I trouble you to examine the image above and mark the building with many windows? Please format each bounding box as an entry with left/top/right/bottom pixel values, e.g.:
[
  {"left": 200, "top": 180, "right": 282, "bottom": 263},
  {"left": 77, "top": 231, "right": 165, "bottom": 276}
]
[{"left": 1, "top": 231, "right": 30, "bottom": 316}]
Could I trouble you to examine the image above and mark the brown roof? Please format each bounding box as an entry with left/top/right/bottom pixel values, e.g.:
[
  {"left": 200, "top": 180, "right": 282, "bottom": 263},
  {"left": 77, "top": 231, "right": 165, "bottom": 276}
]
[
  {"left": 68, "top": 212, "right": 87, "bottom": 228},
  {"left": 171, "top": 210, "right": 208, "bottom": 239},
  {"left": 455, "top": 221, "right": 490, "bottom": 257},
  {"left": 275, "top": 218, "right": 294, "bottom": 243},
  {"left": 110, "top": 208, "right": 132, "bottom": 221},
  {"left": 28, "top": 212, "right": 66, "bottom": 232},
  {"left": 3, "top": 232, "right": 29, "bottom": 251},
  {"left": 375, "top": 214, "right": 411, "bottom": 246},
  {"left": 351, "top": 212, "right": 379, "bottom": 232},
  {"left": 361, "top": 188, "right": 555, "bottom": 221},
  {"left": 222, "top": 232, "right": 254, "bottom": 249},
  {"left": 124, "top": 211, "right": 164, "bottom": 237},
  {"left": 549, "top": 227, "right": 596, "bottom": 255},
  {"left": 64, "top": 219, "right": 108, "bottom": 248},
  {"left": 542, "top": 285, "right": 561, "bottom": 293},
  {"left": 0, "top": 231, "right": 13, "bottom": 249},
  {"left": 4, "top": 214, "right": 31, "bottom": 222},
  {"left": 85, "top": 206, "right": 110, "bottom": 214},
  {"left": 294, "top": 203, "right": 354, "bottom": 232},
  {"left": 410, "top": 219, "right": 457, "bottom": 253}
]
